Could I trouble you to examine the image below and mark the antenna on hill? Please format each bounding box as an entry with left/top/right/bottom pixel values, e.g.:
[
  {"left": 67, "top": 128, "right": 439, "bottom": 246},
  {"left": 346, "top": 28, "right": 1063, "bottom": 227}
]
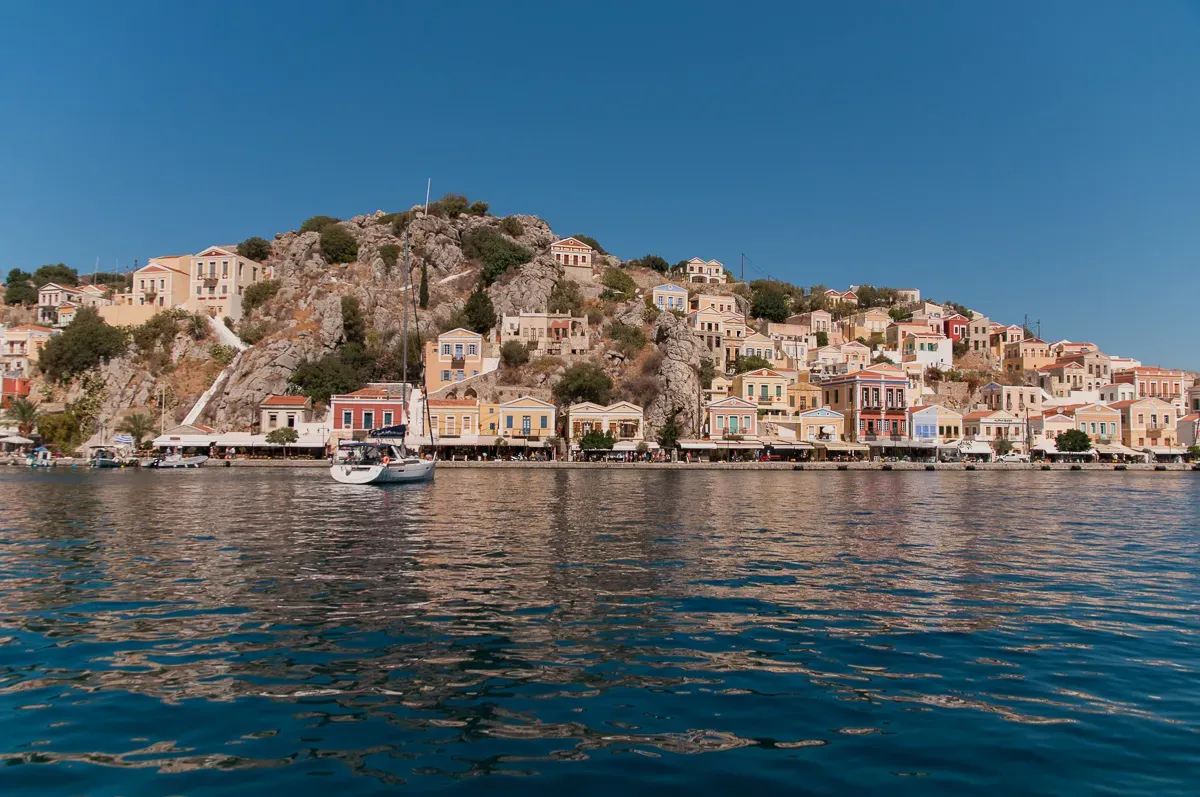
[
  {"left": 424, "top": 178, "right": 431, "bottom": 215},
  {"left": 740, "top": 252, "right": 744, "bottom": 283}
]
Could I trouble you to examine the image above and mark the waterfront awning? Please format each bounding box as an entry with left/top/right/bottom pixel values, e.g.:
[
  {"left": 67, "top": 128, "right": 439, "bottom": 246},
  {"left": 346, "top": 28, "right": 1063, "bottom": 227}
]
[
  {"left": 434, "top": 434, "right": 481, "bottom": 446},
  {"left": 678, "top": 440, "right": 715, "bottom": 450},
  {"left": 152, "top": 434, "right": 215, "bottom": 448},
  {"left": 610, "top": 440, "right": 657, "bottom": 451},
  {"left": 867, "top": 438, "right": 935, "bottom": 449},
  {"left": 713, "top": 440, "right": 764, "bottom": 450},
  {"left": 1094, "top": 443, "right": 1145, "bottom": 459},
  {"left": 764, "top": 440, "right": 814, "bottom": 450},
  {"left": 1143, "top": 445, "right": 1187, "bottom": 456},
  {"left": 937, "top": 439, "right": 962, "bottom": 449},
  {"left": 1032, "top": 440, "right": 1058, "bottom": 453},
  {"left": 816, "top": 441, "right": 869, "bottom": 452},
  {"left": 0, "top": 435, "right": 34, "bottom": 445}
]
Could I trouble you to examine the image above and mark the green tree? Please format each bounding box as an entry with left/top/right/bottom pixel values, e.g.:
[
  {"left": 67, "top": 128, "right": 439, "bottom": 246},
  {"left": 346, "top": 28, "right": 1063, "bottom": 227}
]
[
  {"left": 466, "top": 200, "right": 489, "bottom": 215},
  {"left": 341, "top": 295, "right": 366, "bottom": 345},
  {"left": 378, "top": 243, "right": 400, "bottom": 273},
  {"left": 628, "top": 254, "right": 669, "bottom": 272},
  {"left": 2, "top": 397, "right": 41, "bottom": 437},
  {"left": 38, "top": 307, "right": 129, "bottom": 383},
  {"left": 320, "top": 224, "right": 359, "bottom": 264},
  {"left": 419, "top": 262, "right": 429, "bottom": 308},
  {"left": 548, "top": 279, "right": 583, "bottom": 315},
  {"left": 4, "top": 269, "right": 35, "bottom": 305},
  {"left": 1055, "top": 428, "right": 1092, "bottom": 453},
  {"left": 600, "top": 267, "right": 636, "bottom": 298},
  {"left": 889, "top": 306, "right": 908, "bottom": 322},
  {"left": 209, "top": 343, "right": 237, "bottom": 365},
  {"left": 300, "top": 215, "right": 340, "bottom": 233},
  {"left": 995, "top": 437, "right": 1014, "bottom": 456},
  {"left": 553, "top": 363, "right": 613, "bottom": 405},
  {"left": 579, "top": 429, "right": 616, "bottom": 450},
  {"left": 751, "top": 284, "right": 789, "bottom": 322},
  {"left": 289, "top": 352, "right": 363, "bottom": 405},
  {"left": 608, "top": 321, "right": 646, "bottom": 356},
  {"left": 265, "top": 426, "right": 299, "bottom": 457},
  {"left": 186, "top": 313, "right": 209, "bottom": 340},
  {"left": 116, "top": 411, "right": 155, "bottom": 450},
  {"left": 37, "top": 411, "right": 82, "bottom": 451},
  {"left": 237, "top": 236, "right": 271, "bottom": 262},
  {"left": 132, "top": 311, "right": 182, "bottom": 356},
  {"left": 462, "top": 284, "right": 497, "bottom": 333},
  {"left": 1188, "top": 444, "right": 1200, "bottom": 460},
  {"left": 570, "top": 234, "right": 606, "bottom": 255},
  {"left": 436, "top": 193, "right": 470, "bottom": 218},
  {"left": 657, "top": 409, "right": 683, "bottom": 451},
  {"left": 32, "top": 263, "right": 79, "bottom": 288},
  {"left": 733, "top": 355, "right": 772, "bottom": 374},
  {"left": 242, "top": 278, "right": 280, "bottom": 313},
  {"left": 815, "top": 331, "right": 829, "bottom": 347},
  {"left": 699, "top": 358, "right": 716, "bottom": 389},
  {"left": 501, "top": 340, "right": 530, "bottom": 368},
  {"left": 462, "top": 227, "right": 533, "bottom": 284}
]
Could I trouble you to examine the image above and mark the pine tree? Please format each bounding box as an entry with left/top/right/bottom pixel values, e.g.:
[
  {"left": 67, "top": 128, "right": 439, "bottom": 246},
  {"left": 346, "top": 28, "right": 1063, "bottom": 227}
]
[{"left": 419, "top": 262, "right": 429, "bottom": 309}]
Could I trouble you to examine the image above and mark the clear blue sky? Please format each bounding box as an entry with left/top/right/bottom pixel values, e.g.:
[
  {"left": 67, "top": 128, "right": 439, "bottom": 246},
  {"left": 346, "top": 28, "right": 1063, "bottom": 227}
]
[{"left": 3, "top": 1, "right": 1199, "bottom": 368}]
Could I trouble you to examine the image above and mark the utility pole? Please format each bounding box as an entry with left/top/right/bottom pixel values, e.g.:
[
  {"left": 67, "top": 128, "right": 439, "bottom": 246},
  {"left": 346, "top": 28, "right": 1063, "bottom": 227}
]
[{"left": 740, "top": 252, "right": 744, "bottom": 284}]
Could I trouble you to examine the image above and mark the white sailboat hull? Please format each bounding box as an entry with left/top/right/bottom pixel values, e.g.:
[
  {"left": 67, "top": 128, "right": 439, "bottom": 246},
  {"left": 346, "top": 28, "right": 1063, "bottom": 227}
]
[{"left": 330, "top": 457, "right": 436, "bottom": 485}]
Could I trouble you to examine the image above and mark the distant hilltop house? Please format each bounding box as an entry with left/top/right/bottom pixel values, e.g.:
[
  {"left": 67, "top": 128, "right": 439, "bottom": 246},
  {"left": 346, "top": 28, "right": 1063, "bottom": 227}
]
[
  {"left": 551, "top": 237, "right": 595, "bottom": 283},
  {"left": 682, "top": 257, "right": 727, "bottom": 284},
  {"left": 37, "top": 282, "right": 111, "bottom": 327}
]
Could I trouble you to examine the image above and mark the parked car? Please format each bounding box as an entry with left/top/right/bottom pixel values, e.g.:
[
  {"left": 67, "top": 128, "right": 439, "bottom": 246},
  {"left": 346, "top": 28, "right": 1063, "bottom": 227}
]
[{"left": 996, "top": 453, "right": 1030, "bottom": 463}]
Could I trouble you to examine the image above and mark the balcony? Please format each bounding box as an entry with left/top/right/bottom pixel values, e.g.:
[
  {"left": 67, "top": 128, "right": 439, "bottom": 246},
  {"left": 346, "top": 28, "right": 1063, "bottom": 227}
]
[
  {"left": 859, "top": 433, "right": 907, "bottom": 442},
  {"left": 450, "top": 356, "right": 466, "bottom": 369}
]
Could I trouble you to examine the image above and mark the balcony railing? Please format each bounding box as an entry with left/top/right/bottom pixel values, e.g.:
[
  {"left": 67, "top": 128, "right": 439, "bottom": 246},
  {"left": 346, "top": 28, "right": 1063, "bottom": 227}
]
[
  {"left": 202, "top": 275, "right": 219, "bottom": 286},
  {"left": 859, "top": 433, "right": 907, "bottom": 442},
  {"left": 450, "top": 357, "right": 465, "bottom": 369}
]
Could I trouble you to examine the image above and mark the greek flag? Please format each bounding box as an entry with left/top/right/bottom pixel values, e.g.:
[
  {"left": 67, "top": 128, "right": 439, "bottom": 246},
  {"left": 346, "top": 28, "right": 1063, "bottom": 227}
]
[{"left": 113, "top": 433, "right": 134, "bottom": 445}]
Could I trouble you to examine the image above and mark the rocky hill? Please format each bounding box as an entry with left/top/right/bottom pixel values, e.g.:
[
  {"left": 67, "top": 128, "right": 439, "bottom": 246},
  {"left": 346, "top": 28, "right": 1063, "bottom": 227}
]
[{"left": 40, "top": 201, "right": 728, "bottom": 449}]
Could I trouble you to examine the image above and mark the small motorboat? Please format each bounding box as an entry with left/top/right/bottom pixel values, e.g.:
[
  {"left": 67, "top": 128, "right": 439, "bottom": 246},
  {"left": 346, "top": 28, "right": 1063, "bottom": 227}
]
[
  {"left": 25, "top": 446, "right": 56, "bottom": 468},
  {"left": 89, "top": 446, "right": 135, "bottom": 469},
  {"left": 145, "top": 453, "right": 209, "bottom": 469},
  {"left": 331, "top": 440, "right": 435, "bottom": 485}
]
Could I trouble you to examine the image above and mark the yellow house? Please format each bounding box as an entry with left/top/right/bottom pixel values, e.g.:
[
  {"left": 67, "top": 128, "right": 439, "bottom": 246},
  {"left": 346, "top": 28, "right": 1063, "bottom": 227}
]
[
  {"left": 731, "top": 368, "right": 790, "bottom": 414},
  {"left": 1003, "top": 336, "right": 1054, "bottom": 375},
  {"left": 786, "top": 381, "right": 822, "bottom": 413},
  {"left": 908, "top": 404, "right": 963, "bottom": 443},
  {"left": 1074, "top": 402, "right": 1121, "bottom": 444},
  {"left": 425, "top": 328, "right": 486, "bottom": 393},
  {"left": 499, "top": 396, "right": 556, "bottom": 441},
  {"left": 427, "top": 398, "right": 481, "bottom": 438},
  {"left": 792, "top": 407, "right": 845, "bottom": 441},
  {"left": 480, "top": 402, "right": 501, "bottom": 437},
  {"left": 1111, "top": 397, "right": 1177, "bottom": 450},
  {"left": 844, "top": 307, "right": 890, "bottom": 342}
]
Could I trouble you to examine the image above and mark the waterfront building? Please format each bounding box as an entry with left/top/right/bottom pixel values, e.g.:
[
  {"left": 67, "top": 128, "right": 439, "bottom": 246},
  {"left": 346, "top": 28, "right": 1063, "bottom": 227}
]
[
  {"left": 1177, "top": 413, "right": 1200, "bottom": 449},
  {"left": 567, "top": 401, "right": 647, "bottom": 454},
  {"left": 908, "top": 404, "right": 963, "bottom": 443},
  {"left": 963, "top": 409, "right": 1027, "bottom": 452},
  {"left": 705, "top": 396, "right": 757, "bottom": 439},
  {"left": 498, "top": 396, "right": 556, "bottom": 445},
  {"left": 821, "top": 363, "right": 909, "bottom": 442},
  {"left": 1111, "top": 397, "right": 1179, "bottom": 450},
  {"left": 651, "top": 283, "right": 688, "bottom": 312},
  {"left": 426, "top": 398, "right": 481, "bottom": 439},
  {"left": 259, "top": 395, "right": 313, "bottom": 431},
  {"left": 1073, "top": 402, "right": 1122, "bottom": 444},
  {"left": 499, "top": 312, "right": 590, "bottom": 355},
  {"left": 979, "top": 383, "right": 1043, "bottom": 420},
  {"left": 331, "top": 387, "right": 406, "bottom": 441},
  {"left": 1030, "top": 411, "right": 1077, "bottom": 449},
  {"left": 1113, "top": 366, "right": 1193, "bottom": 416}
]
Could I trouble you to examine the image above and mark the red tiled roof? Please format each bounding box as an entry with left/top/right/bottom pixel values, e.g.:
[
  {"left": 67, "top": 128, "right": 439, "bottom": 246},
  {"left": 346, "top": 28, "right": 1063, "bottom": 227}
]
[
  {"left": 261, "top": 395, "right": 309, "bottom": 406},
  {"left": 335, "top": 388, "right": 395, "bottom": 399},
  {"left": 964, "top": 410, "right": 994, "bottom": 419},
  {"left": 428, "top": 399, "right": 478, "bottom": 407}
]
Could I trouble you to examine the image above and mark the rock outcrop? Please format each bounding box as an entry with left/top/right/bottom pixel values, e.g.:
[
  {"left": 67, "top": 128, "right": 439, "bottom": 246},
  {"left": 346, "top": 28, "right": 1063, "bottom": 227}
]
[
  {"left": 645, "top": 311, "right": 708, "bottom": 437},
  {"left": 488, "top": 255, "right": 563, "bottom": 317}
]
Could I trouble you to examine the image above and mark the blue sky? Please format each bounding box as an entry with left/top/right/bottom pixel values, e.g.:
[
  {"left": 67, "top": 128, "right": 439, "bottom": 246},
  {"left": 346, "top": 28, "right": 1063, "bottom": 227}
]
[{"left": 3, "top": 1, "right": 1199, "bottom": 368}]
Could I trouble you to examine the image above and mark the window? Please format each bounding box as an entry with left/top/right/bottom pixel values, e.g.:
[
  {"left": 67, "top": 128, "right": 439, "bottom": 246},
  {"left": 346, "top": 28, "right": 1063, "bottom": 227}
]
[
  {"left": 506, "top": 415, "right": 513, "bottom": 429},
  {"left": 540, "top": 415, "right": 548, "bottom": 429},
  {"left": 221, "top": 285, "right": 228, "bottom": 294},
  {"left": 455, "top": 370, "right": 464, "bottom": 381},
  {"left": 468, "top": 343, "right": 477, "bottom": 355},
  {"left": 716, "top": 414, "right": 725, "bottom": 429},
  {"left": 342, "top": 410, "right": 352, "bottom": 428},
  {"left": 196, "top": 264, "right": 203, "bottom": 278},
  {"left": 222, "top": 261, "right": 229, "bottom": 277},
  {"left": 522, "top": 415, "right": 531, "bottom": 435},
  {"left": 442, "top": 343, "right": 452, "bottom": 355},
  {"left": 383, "top": 411, "right": 393, "bottom": 427},
  {"left": 196, "top": 286, "right": 202, "bottom": 296},
  {"left": 268, "top": 413, "right": 277, "bottom": 428},
  {"left": 454, "top": 344, "right": 463, "bottom": 358},
  {"left": 287, "top": 415, "right": 295, "bottom": 428},
  {"left": 776, "top": 385, "right": 782, "bottom": 398},
  {"left": 363, "top": 411, "right": 374, "bottom": 429}
]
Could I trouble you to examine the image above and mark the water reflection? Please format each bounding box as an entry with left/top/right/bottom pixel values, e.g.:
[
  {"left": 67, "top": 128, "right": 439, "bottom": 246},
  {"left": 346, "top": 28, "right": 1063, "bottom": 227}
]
[{"left": 0, "top": 469, "right": 1198, "bottom": 794}]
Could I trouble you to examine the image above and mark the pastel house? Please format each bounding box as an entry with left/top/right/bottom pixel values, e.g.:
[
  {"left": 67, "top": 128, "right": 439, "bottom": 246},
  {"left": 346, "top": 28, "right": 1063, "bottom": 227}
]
[{"left": 651, "top": 283, "right": 689, "bottom": 312}]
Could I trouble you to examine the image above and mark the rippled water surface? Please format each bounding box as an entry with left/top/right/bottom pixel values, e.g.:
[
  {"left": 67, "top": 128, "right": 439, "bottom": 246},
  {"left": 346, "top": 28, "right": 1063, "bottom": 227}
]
[{"left": 1, "top": 468, "right": 1198, "bottom": 795}]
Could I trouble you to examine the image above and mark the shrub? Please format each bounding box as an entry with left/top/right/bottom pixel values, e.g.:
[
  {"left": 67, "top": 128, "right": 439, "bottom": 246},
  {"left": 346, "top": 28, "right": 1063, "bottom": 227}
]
[
  {"left": 600, "top": 267, "right": 636, "bottom": 298},
  {"left": 237, "top": 319, "right": 270, "bottom": 345},
  {"left": 463, "top": 284, "right": 497, "bottom": 333},
  {"left": 501, "top": 340, "right": 530, "bottom": 368},
  {"left": 436, "top": 193, "right": 469, "bottom": 218},
  {"left": 699, "top": 358, "right": 716, "bottom": 389},
  {"left": 223, "top": 316, "right": 234, "bottom": 330},
  {"left": 379, "top": 243, "right": 400, "bottom": 272},
  {"left": 300, "top": 215, "right": 340, "bottom": 234},
  {"left": 553, "top": 362, "right": 613, "bottom": 405},
  {"left": 548, "top": 279, "right": 583, "bottom": 315},
  {"left": 815, "top": 331, "right": 829, "bottom": 347},
  {"left": 38, "top": 307, "right": 129, "bottom": 383},
  {"left": 571, "top": 234, "right": 606, "bottom": 255},
  {"left": 37, "top": 411, "right": 84, "bottom": 451},
  {"left": 751, "top": 284, "right": 789, "bottom": 322},
  {"left": 461, "top": 227, "right": 533, "bottom": 284},
  {"left": 341, "top": 295, "right": 366, "bottom": 345},
  {"left": 209, "top": 343, "right": 237, "bottom": 365},
  {"left": 237, "top": 236, "right": 271, "bottom": 262},
  {"left": 500, "top": 216, "right": 523, "bottom": 237},
  {"left": 132, "top": 312, "right": 181, "bottom": 356},
  {"left": 529, "top": 355, "right": 564, "bottom": 375},
  {"left": 627, "top": 254, "right": 669, "bottom": 272},
  {"left": 242, "top": 279, "right": 280, "bottom": 314},
  {"left": 466, "top": 200, "right": 489, "bottom": 216},
  {"left": 608, "top": 321, "right": 646, "bottom": 356},
  {"left": 733, "top": 355, "right": 772, "bottom": 374},
  {"left": 186, "top": 313, "right": 210, "bottom": 341},
  {"left": 320, "top": 224, "right": 359, "bottom": 264},
  {"left": 385, "top": 210, "right": 417, "bottom": 236}
]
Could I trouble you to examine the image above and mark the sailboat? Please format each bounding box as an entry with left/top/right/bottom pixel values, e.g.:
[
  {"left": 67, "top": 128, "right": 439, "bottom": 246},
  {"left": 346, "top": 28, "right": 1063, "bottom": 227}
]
[{"left": 330, "top": 224, "right": 436, "bottom": 485}]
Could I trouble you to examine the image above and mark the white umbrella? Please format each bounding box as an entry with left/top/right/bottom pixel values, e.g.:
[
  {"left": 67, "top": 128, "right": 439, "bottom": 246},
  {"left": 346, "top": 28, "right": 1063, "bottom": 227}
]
[{"left": 1, "top": 435, "right": 34, "bottom": 445}]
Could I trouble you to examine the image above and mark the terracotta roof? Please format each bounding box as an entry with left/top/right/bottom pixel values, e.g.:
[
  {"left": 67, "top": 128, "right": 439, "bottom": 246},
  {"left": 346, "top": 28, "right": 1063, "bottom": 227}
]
[
  {"left": 428, "top": 399, "right": 479, "bottom": 407},
  {"left": 10, "top": 325, "right": 54, "bottom": 333},
  {"left": 336, "top": 388, "right": 397, "bottom": 399},
  {"left": 1108, "top": 400, "right": 1136, "bottom": 409},
  {"left": 261, "top": 395, "right": 309, "bottom": 406},
  {"left": 1179, "top": 413, "right": 1200, "bottom": 422},
  {"left": 964, "top": 410, "right": 995, "bottom": 420}
]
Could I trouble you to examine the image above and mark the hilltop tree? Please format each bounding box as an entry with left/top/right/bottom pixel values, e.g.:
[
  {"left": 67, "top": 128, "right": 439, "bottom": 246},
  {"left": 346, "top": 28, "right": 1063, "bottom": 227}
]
[
  {"left": 341, "top": 295, "right": 366, "bottom": 345},
  {"left": 553, "top": 363, "right": 613, "bottom": 405},
  {"left": 548, "top": 279, "right": 583, "bottom": 315},
  {"left": 750, "top": 283, "right": 789, "bottom": 323},
  {"left": 627, "top": 254, "right": 669, "bottom": 273},
  {"left": 419, "top": 262, "right": 429, "bottom": 308},
  {"left": 1055, "top": 429, "right": 1092, "bottom": 453},
  {"left": 300, "top": 215, "right": 340, "bottom": 233},
  {"left": 501, "top": 340, "right": 530, "bottom": 368},
  {"left": 289, "top": 352, "right": 362, "bottom": 405},
  {"left": 33, "top": 263, "right": 78, "bottom": 288},
  {"left": 237, "top": 236, "right": 271, "bottom": 262},
  {"left": 461, "top": 227, "right": 533, "bottom": 284},
  {"left": 571, "top": 234, "right": 606, "bottom": 255},
  {"left": 462, "top": 284, "right": 496, "bottom": 334},
  {"left": 4, "top": 269, "right": 35, "bottom": 305},
  {"left": 320, "top": 224, "right": 359, "bottom": 264}
]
